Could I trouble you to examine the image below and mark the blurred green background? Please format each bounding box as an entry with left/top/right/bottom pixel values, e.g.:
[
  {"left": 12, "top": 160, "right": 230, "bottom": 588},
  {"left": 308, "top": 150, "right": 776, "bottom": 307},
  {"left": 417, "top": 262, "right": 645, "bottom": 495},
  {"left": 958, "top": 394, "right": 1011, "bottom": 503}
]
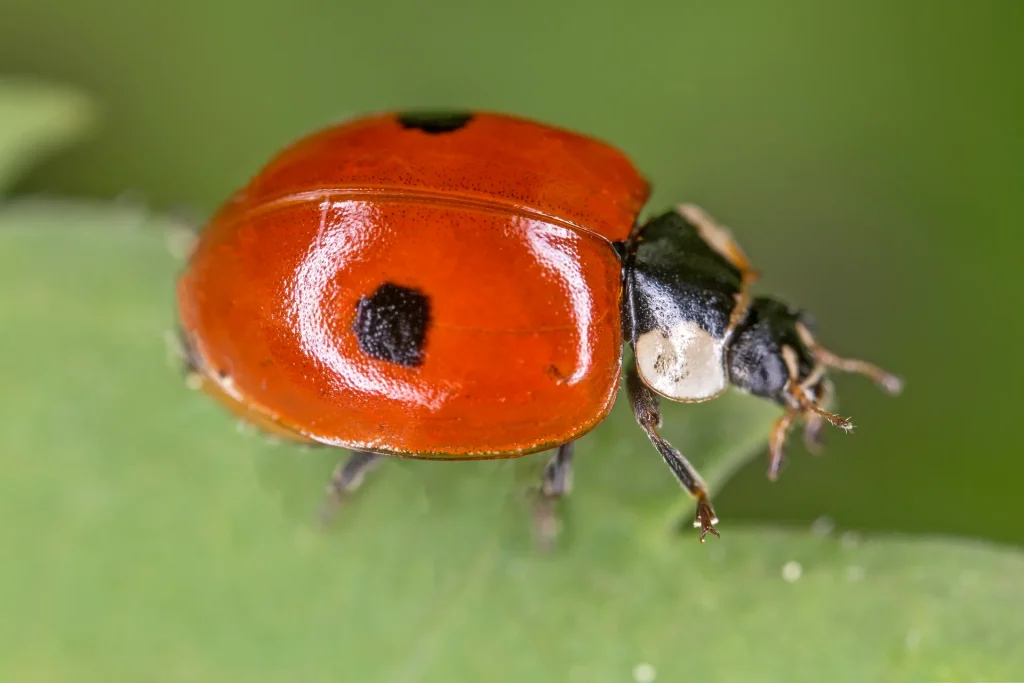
[
  {"left": 3, "top": 2, "right": 1024, "bottom": 680},
  {"left": 3, "top": 0, "right": 1020, "bottom": 545}
]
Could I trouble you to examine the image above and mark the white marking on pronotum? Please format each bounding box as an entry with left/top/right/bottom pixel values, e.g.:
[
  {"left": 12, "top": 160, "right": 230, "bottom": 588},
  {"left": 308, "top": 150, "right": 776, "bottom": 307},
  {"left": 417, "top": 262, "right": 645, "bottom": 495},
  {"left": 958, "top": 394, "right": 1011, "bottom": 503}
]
[{"left": 635, "top": 320, "right": 727, "bottom": 402}]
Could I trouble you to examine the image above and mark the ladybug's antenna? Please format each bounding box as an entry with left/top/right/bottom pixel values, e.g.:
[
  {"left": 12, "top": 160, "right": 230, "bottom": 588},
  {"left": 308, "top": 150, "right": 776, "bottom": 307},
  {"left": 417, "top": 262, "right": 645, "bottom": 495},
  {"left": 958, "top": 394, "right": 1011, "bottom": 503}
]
[
  {"left": 795, "top": 322, "right": 904, "bottom": 396},
  {"left": 800, "top": 378, "right": 833, "bottom": 454}
]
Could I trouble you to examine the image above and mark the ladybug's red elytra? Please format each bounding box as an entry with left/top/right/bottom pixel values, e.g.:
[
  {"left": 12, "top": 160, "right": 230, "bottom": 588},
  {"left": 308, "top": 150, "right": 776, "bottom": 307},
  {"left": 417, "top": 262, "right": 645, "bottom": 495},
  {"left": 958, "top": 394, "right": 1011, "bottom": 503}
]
[{"left": 176, "top": 110, "right": 902, "bottom": 545}]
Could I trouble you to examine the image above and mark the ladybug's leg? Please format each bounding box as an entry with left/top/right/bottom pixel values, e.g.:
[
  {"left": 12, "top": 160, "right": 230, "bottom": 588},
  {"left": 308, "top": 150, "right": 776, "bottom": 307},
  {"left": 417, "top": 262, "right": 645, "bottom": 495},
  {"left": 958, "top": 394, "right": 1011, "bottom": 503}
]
[
  {"left": 796, "top": 322, "right": 904, "bottom": 396},
  {"left": 767, "top": 408, "right": 800, "bottom": 481},
  {"left": 765, "top": 345, "right": 857, "bottom": 480},
  {"left": 626, "top": 366, "right": 720, "bottom": 542},
  {"left": 318, "top": 450, "right": 383, "bottom": 524},
  {"left": 767, "top": 344, "right": 871, "bottom": 480},
  {"left": 532, "top": 442, "right": 574, "bottom": 552},
  {"left": 802, "top": 377, "right": 835, "bottom": 454}
]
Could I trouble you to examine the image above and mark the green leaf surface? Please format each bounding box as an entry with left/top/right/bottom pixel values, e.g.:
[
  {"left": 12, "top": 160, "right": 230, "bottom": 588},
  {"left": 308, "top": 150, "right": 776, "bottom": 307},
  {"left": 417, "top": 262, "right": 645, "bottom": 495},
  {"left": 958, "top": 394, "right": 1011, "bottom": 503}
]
[
  {"left": 1, "top": 200, "right": 1022, "bottom": 682},
  {"left": 0, "top": 79, "right": 96, "bottom": 194}
]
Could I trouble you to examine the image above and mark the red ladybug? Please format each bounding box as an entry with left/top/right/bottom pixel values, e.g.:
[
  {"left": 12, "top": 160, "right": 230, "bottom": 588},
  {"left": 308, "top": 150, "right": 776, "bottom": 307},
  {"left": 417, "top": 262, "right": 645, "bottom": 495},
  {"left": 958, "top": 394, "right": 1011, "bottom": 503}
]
[{"left": 176, "top": 110, "right": 902, "bottom": 544}]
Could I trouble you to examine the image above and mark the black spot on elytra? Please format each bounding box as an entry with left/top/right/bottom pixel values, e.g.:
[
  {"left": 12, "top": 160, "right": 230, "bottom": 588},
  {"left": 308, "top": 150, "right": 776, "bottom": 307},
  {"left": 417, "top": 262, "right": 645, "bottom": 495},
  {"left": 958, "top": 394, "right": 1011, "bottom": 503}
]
[
  {"left": 397, "top": 111, "right": 474, "bottom": 134},
  {"left": 353, "top": 283, "right": 431, "bottom": 367}
]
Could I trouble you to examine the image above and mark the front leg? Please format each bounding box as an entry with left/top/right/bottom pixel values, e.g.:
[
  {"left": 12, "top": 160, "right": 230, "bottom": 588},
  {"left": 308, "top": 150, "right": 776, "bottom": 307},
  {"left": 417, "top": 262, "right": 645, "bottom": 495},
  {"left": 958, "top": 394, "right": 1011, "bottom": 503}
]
[{"left": 626, "top": 367, "right": 720, "bottom": 541}]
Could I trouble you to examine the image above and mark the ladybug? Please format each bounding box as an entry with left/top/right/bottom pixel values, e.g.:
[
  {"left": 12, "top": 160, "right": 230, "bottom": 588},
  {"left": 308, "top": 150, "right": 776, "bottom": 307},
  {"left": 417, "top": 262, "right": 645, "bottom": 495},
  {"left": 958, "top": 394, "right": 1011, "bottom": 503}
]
[{"left": 175, "top": 110, "right": 902, "bottom": 545}]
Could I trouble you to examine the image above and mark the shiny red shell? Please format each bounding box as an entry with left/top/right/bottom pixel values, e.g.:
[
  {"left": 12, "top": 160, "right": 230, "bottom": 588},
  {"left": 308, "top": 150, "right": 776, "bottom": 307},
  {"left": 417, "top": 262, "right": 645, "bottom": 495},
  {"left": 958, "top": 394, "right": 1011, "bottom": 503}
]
[{"left": 176, "top": 111, "right": 650, "bottom": 457}]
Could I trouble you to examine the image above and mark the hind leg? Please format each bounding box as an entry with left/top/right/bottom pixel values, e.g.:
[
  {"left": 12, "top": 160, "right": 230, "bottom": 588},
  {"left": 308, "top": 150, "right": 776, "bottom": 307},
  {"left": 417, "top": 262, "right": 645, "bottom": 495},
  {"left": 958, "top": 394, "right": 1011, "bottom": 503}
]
[
  {"left": 532, "top": 442, "right": 575, "bottom": 552},
  {"left": 319, "top": 450, "right": 384, "bottom": 523}
]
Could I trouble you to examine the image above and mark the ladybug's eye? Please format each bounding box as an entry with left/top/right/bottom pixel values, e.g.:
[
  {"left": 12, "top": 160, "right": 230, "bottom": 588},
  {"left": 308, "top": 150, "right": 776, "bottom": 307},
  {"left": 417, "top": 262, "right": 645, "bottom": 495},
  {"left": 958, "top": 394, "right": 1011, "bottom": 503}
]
[{"left": 397, "top": 111, "right": 474, "bottom": 134}]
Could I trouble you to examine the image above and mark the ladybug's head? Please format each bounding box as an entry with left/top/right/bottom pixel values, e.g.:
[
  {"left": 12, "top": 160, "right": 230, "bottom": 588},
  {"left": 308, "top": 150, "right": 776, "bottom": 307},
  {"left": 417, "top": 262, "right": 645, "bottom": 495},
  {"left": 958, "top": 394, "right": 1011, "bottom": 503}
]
[
  {"left": 726, "top": 297, "right": 820, "bottom": 405},
  {"left": 726, "top": 295, "right": 903, "bottom": 446}
]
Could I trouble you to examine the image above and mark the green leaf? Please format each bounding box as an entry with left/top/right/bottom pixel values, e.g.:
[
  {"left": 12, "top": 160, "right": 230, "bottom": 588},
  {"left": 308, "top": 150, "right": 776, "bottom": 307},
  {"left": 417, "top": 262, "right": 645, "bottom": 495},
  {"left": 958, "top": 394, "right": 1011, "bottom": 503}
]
[
  {"left": 0, "top": 78, "right": 96, "bottom": 193},
  {"left": 2, "top": 199, "right": 1021, "bottom": 682}
]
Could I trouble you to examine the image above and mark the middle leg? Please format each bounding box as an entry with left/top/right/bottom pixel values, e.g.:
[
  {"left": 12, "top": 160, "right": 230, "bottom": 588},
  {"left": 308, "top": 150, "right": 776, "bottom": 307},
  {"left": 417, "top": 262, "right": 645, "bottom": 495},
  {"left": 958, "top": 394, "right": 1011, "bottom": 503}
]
[{"left": 318, "top": 450, "right": 384, "bottom": 524}]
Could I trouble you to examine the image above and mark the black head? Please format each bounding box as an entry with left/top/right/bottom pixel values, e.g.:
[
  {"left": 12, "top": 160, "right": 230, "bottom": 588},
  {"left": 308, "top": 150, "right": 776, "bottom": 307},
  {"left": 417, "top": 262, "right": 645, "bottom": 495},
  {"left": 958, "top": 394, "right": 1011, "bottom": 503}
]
[
  {"left": 727, "top": 295, "right": 903, "bottom": 428},
  {"left": 727, "top": 297, "right": 819, "bottom": 406},
  {"left": 723, "top": 294, "right": 903, "bottom": 478}
]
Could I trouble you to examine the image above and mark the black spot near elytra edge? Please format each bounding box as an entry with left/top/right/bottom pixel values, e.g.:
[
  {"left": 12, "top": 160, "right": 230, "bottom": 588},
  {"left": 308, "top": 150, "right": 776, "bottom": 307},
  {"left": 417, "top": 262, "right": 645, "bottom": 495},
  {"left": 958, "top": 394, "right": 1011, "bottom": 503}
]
[
  {"left": 353, "top": 283, "right": 431, "bottom": 367},
  {"left": 397, "top": 111, "right": 474, "bottom": 134}
]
